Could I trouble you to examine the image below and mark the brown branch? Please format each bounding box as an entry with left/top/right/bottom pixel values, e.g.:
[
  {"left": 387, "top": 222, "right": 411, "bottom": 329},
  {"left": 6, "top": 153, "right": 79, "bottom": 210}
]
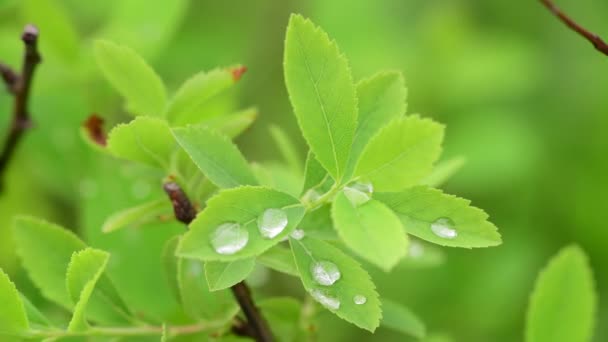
[
  {"left": 0, "top": 24, "right": 41, "bottom": 189},
  {"left": 540, "top": 0, "right": 608, "bottom": 56},
  {"left": 163, "top": 181, "right": 274, "bottom": 342}
]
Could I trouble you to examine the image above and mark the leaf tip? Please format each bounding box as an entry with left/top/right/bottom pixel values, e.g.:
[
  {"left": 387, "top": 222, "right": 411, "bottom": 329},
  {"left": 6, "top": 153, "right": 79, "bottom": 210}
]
[{"left": 231, "top": 65, "right": 247, "bottom": 82}]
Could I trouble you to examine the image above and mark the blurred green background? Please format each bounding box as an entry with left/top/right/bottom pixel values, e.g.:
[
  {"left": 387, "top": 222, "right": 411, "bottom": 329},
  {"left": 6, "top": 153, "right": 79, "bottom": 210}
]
[{"left": 1, "top": 0, "right": 607, "bottom": 341}]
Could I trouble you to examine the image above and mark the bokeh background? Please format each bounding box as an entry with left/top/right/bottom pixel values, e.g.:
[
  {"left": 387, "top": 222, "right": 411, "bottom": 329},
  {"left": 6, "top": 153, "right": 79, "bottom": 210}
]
[{"left": 1, "top": 0, "right": 607, "bottom": 341}]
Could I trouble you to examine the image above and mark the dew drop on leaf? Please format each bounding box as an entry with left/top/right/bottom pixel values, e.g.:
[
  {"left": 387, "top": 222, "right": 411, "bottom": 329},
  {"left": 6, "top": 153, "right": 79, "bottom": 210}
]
[
  {"left": 311, "top": 260, "right": 341, "bottom": 286},
  {"left": 311, "top": 289, "right": 340, "bottom": 310},
  {"left": 353, "top": 295, "right": 367, "bottom": 305},
  {"left": 211, "top": 222, "right": 249, "bottom": 255},
  {"left": 343, "top": 181, "right": 373, "bottom": 206},
  {"left": 431, "top": 217, "right": 458, "bottom": 239},
  {"left": 257, "top": 208, "right": 288, "bottom": 239},
  {"left": 291, "top": 229, "right": 305, "bottom": 240}
]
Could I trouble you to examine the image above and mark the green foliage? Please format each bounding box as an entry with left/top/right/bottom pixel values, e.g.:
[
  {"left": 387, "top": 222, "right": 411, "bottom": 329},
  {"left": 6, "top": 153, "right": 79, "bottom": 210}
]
[
  {"left": 0, "top": 269, "right": 28, "bottom": 336},
  {"left": 94, "top": 40, "right": 167, "bottom": 116},
  {"left": 205, "top": 259, "right": 256, "bottom": 291},
  {"left": 381, "top": 298, "right": 426, "bottom": 339},
  {"left": 284, "top": 14, "right": 357, "bottom": 183},
  {"left": 101, "top": 198, "right": 172, "bottom": 233},
  {"left": 257, "top": 245, "right": 299, "bottom": 277},
  {"left": 526, "top": 245, "right": 596, "bottom": 342}
]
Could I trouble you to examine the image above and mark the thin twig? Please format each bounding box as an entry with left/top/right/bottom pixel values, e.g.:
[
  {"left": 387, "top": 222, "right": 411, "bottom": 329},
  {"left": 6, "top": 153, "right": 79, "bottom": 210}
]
[
  {"left": 0, "top": 24, "right": 42, "bottom": 189},
  {"left": 540, "top": 0, "right": 608, "bottom": 56},
  {"left": 163, "top": 181, "right": 274, "bottom": 341}
]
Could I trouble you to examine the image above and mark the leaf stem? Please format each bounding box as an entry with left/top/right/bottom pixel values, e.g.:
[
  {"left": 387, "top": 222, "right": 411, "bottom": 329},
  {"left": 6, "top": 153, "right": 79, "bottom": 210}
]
[
  {"left": 0, "top": 24, "right": 42, "bottom": 191},
  {"left": 539, "top": 0, "right": 608, "bottom": 56}
]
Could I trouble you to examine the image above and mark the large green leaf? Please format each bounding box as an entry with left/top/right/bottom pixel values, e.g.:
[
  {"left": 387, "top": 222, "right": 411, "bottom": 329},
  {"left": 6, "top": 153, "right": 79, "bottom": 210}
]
[
  {"left": 526, "top": 245, "right": 596, "bottom": 342},
  {"left": 94, "top": 40, "right": 167, "bottom": 116},
  {"left": 177, "top": 186, "right": 305, "bottom": 261},
  {"left": 290, "top": 237, "right": 381, "bottom": 332},
  {"left": 66, "top": 248, "right": 110, "bottom": 331},
  {"left": 284, "top": 14, "right": 357, "bottom": 182},
  {"left": 205, "top": 258, "right": 256, "bottom": 291},
  {"left": 107, "top": 116, "right": 175, "bottom": 169},
  {"left": 332, "top": 192, "right": 407, "bottom": 271},
  {"left": 12, "top": 216, "right": 86, "bottom": 309},
  {"left": 345, "top": 71, "right": 407, "bottom": 179},
  {"left": 0, "top": 269, "right": 28, "bottom": 336},
  {"left": 166, "top": 67, "right": 245, "bottom": 124},
  {"left": 102, "top": 198, "right": 172, "bottom": 233},
  {"left": 173, "top": 125, "right": 257, "bottom": 188},
  {"left": 257, "top": 245, "right": 299, "bottom": 277},
  {"left": 376, "top": 186, "right": 501, "bottom": 248},
  {"left": 354, "top": 116, "right": 443, "bottom": 191},
  {"left": 381, "top": 298, "right": 426, "bottom": 339}
]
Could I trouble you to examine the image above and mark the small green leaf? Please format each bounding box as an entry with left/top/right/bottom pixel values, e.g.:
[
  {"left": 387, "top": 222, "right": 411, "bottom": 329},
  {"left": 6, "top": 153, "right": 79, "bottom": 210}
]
[
  {"left": 345, "top": 71, "right": 407, "bottom": 179},
  {"left": 177, "top": 186, "right": 305, "bottom": 261},
  {"left": 290, "top": 237, "right": 381, "bottom": 332},
  {"left": 381, "top": 298, "right": 426, "bottom": 339},
  {"left": 202, "top": 107, "right": 258, "bottom": 139},
  {"left": 376, "top": 186, "right": 501, "bottom": 248},
  {"left": 102, "top": 198, "right": 172, "bottom": 233},
  {"left": 107, "top": 116, "right": 175, "bottom": 169},
  {"left": 205, "top": 258, "right": 255, "bottom": 291},
  {"left": 166, "top": 67, "right": 244, "bottom": 123},
  {"left": 173, "top": 125, "right": 257, "bottom": 189},
  {"left": 299, "top": 205, "right": 338, "bottom": 241},
  {"left": 257, "top": 245, "right": 299, "bottom": 277},
  {"left": 284, "top": 14, "right": 357, "bottom": 182},
  {"left": 19, "top": 294, "right": 52, "bottom": 328},
  {"left": 178, "top": 258, "right": 237, "bottom": 321},
  {"left": 269, "top": 125, "right": 303, "bottom": 176},
  {"left": 526, "top": 245, "right": 596, "bottom": 342},
  {"left": 161, "top": 236, "right": 181, "bottom": 302},
  {"left": 332, "top": 192, "right": 408, "bottom": 271},
  {"left": 301, "top": 151, "right": 331, "bottom": 196},
  {"left": 66, "top": 248, "right": 110, "bottom": 331},
  {"left": 251, "top": 162, "right": 302, "bottom": 198},
  {"left": 421, "top": 156, "right": 466, "bottom": 187},
  {"left": 94, "top": 40, "right": 167, "bottom": 116},
  {"left": 259, "top": 297, "right": 302, "bottom": 342},
  {"left": 354, "top": 116, "right": 444, "bottom": 191},
  {"left": 0, "top": 269, "right": 28, "bottom": 336},
  {"left": 13, "top": 216, "right": 86, "bottom": 309}
]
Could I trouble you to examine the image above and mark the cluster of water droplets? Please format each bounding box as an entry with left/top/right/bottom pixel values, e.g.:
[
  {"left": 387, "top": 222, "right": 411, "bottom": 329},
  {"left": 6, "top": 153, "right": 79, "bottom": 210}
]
[
  {"left": 343, "top": 181, "right": 373, "bottom": 206},
  {"left": 211, "top": 208, "right": 290, "bottom": 255},
  {"left": 430, "top": 217, "right": 458, "bottom": 239}
]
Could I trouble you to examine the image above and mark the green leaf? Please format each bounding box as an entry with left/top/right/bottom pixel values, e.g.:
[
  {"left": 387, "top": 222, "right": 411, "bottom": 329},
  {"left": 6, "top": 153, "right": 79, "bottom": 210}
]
[
  {"left": 269, "top": 125, "right": 303, "bottom": 175},
  {"left": 259, "top": 297, "right": 302, "bottom": 342},
  {"left": 166, "top": 67, "right": 244, "bottom": 123},
  {"left": 177, "top": 186, "right": 305, "bottom": 261},
  {"left": 178, "top": 258, "right": 237, "bottom": 321},
  {"left": 66, "top": 248, "right": 110, "bottom": 331},
  {"left": 332, "top": 192, "right": 408, "bottom": 271},
  {"left": 376, "top": 186, "right": 501, "bottom": 248},
  {"left": 345, "top": 71, "right": 407, "bottom": 179},
  {"left": 202, "top": 107, "right": 258, "bottom": 139},
  {"left": 381, "top": 298, "right": 426, "bottom": 339},
  {"left": 290, "top": 237, "right": 381, "bottom": 332},
  {"left": 354, "top": 116, "right": 444, "bottom": 191},
  {"left": 19, "top": 294, "right": 52, "bottom": 328},
  {"left": 102, "top": 198, "right": 172, "bottom": 233},
  {"left": 298, "top": 205, "right": 338, "bottom": 241},
  {"left": 94, "top": 40, "right": 167, "bottom": 116},
  {"left": 12, "top": 216, "right": 86, "bottom": 309},
  {"left": 526, "top": 245, "right": 596, "bottom": 342},
  {"left": 257, "top": 245, "right": 299, "bottom": 277},
  {"left": 107, "top": 116, "right": 175, "bottom": 169},
  {"left": 421, "top": 156, "right": 466, "bottom": 187},
  {"left": 161, "top": 236, "right": 181, "bottom": 302},
  {"left": 301, "top": 151, "right": 331, "bottom": 196},
  {"left": 284, "top": 14, "right": 357, "bottom": 182},
  {"left": 251, "top": 162, "right": 302, "bottom": 198},
  {"left": 399, "top": 239, "right": 446, "bottom": 269},
  {"left": 205, "top": 258, "right": 255, "bottom": 291},
  {"left": 172, "top": 125, "right": 257, "bottom": 189},
  {"left": 0, "top": 269, "right": 28, "bottom": 336}
]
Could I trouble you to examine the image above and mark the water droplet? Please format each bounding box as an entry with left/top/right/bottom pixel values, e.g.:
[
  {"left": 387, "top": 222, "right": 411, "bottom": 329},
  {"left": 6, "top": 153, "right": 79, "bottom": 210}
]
[
  {"left": 408, "top": 241, "right": 424, "bottom": 258},
  {"left": 311, "top": 289, "right": 340, "bottom": 310},
  {"left": 353, "top": 295, "right": 367, "bottom": 305},
  {"left": 311, "top": 261, "right": 341, "bottom": 286},
  {"left": 290, "top": 229, "right": 305, "bottom": 240},
  {"left": 343, "top": 181, "right": 373, "bottom": 206},
  {"left": 211, "top": 222, "right": 249, "bottom": 255},
  {"left": 257, "top": 208, "right": 288, "bottom": 239},
  {"left": 303, "top": 189, "right": 321, "bottom": 203},
  {"left": 431, "top": 217, "right": 458, "bottom": 239}
]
